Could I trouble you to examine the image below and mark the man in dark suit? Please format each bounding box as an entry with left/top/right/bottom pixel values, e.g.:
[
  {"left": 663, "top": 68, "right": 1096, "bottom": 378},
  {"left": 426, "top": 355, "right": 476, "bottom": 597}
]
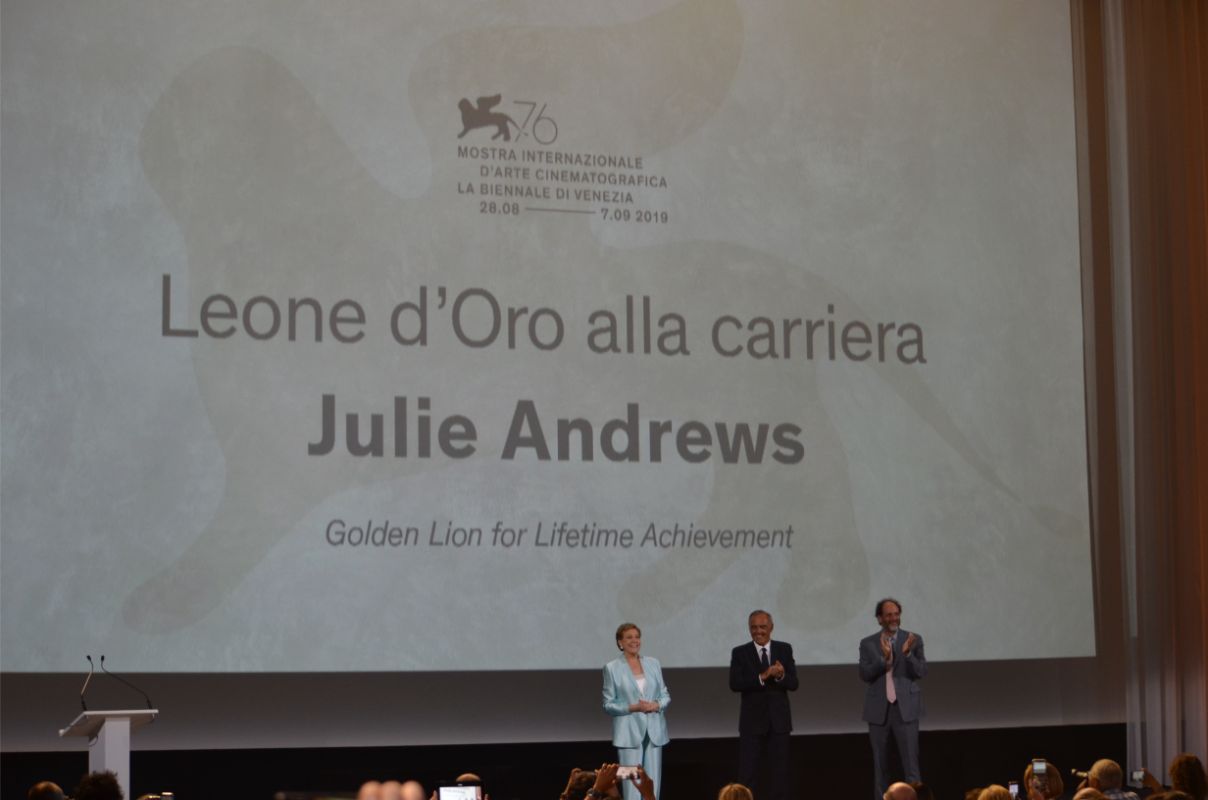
[
  {"left": 730, "top": 609, "right": 798, "bottom": 800},
  {"left": 859, "top": 598, "right": 927, "bottom": 800}
]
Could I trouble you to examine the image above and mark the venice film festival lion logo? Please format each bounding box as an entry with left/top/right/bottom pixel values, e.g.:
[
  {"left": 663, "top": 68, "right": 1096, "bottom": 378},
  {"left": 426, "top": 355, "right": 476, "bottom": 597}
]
[
  {"left": 456, "top": 93, "right": 558, "bottom": 145},
  {"left": 457, "top": 94, "right": 514, "bottom": 141}
]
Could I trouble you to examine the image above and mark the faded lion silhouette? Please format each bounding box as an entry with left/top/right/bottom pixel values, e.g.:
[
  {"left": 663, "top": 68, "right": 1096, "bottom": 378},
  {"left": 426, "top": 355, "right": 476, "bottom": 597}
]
[{"left": 457, "top": 94, "right": 515, "bottom": 141}]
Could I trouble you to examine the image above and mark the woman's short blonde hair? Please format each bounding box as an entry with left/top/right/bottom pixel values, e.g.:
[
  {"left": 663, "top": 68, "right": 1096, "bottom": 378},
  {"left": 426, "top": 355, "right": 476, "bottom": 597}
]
[
  {"left": 977, "top": 786, "right": 1013, "bottom": 800},
  {"left": 717, "top": 784, "right": 754, "bottom": 800}
]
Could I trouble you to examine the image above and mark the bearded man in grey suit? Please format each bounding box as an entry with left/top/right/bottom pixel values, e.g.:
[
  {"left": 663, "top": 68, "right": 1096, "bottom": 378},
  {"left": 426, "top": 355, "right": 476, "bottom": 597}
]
[{"left": 859, "top": 597, "right": 926, "bottom": 800}]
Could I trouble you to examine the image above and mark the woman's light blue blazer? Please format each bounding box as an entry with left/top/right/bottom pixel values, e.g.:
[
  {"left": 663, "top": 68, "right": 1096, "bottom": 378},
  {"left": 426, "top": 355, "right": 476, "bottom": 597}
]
[{"left": 602, "top": 655, "right": 671, "bottom": 747}]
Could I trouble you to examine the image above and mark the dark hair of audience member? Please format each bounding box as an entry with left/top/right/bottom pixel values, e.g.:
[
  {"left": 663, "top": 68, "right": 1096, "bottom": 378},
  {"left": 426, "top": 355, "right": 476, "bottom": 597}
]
[
  {"left": 28, "top": 782, "right": 65, "bottom": 800},
  {"left": 978, "top": 786, "right": 1013, "bottom": 800},
  {"left": 1170, "top": 754, "right": 1208, "bottom": 800},
  {"left": 1150, "top": 791, "right": 1195, "bottom": 800},
  {"left": 1023, "top": 759, "right": 1065, "bottom": 799},
  {"left": 560, "top": 769, "right": 597, "bottom": 800},
  {"left": 908, "top": 781, "right": 935, "bottom": 800},
  {"left": 965, "top": 789, "right": 983, "bottom": 800},
  {"left": 717, "top": 784, "right": 754, "bottom": 800},
  {"left": 74, "top": 771, "right": 124, "bottom": 800}
]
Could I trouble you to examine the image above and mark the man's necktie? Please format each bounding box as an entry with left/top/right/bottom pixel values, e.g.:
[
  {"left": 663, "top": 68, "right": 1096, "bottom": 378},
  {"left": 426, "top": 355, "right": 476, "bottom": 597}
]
[
  {"left": 760, "top": 646, "right": 769, "bottom": 670},
  {"left": 885, "top": 637, "right": 897, "bottom": 703}
]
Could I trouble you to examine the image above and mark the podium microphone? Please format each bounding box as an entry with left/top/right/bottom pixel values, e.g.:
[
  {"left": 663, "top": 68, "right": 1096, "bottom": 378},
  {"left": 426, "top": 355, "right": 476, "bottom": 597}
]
[
  {"left": 100, "top": 655, "right": 154, "bottom": 711},
  {"left": 80, "top": 655, "right": 95, "bottom": 711}
]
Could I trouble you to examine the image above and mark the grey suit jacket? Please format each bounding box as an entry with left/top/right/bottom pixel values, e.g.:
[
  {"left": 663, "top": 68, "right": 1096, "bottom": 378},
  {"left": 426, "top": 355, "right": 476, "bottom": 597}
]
[{"left": 858, "top": 629, "right": 926, "bottom": 723}]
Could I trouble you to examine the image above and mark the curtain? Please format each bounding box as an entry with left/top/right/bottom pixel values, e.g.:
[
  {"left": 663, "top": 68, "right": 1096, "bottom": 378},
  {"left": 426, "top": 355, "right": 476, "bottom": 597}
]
[{"left": 1075, "top": 0, "right": 1208, "bottom": 776}]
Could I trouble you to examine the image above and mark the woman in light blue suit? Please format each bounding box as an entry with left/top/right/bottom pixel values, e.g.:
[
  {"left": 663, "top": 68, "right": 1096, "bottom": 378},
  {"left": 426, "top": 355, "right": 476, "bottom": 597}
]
[{"left": 603, "top": 622, "right": 670, "bottom": 800}]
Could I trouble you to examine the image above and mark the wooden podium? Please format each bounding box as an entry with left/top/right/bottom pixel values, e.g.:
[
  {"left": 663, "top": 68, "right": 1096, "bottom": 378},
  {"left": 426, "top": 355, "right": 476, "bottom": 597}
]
[{"left": 60, "top": 709, "right": 158, "bottom": 799}]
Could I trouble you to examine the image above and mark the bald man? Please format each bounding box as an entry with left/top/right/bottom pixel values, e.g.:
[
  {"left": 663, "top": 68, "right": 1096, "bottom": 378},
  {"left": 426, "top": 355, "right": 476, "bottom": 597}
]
[
  {"left": 400, "top": 781, "right": 426, "bottom": 800},
  {"left": 1085, "top": 760, "right": 1139, "bottom": 800},
  {"left": 885, "top": 783, "right": 918, "bottom": 800}
]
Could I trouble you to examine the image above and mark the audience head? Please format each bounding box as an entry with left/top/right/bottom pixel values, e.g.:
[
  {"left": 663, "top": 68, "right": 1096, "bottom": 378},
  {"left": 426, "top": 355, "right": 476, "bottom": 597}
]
[
  {"left": 885, "top": 782, "right": 918, "bottom": 800},
  {"left": 74, "top": 771, "right": 124, "bottom": 800},
  {"left": 976, "top": 786, "right": 1013, "bottom": 800},
  {"left": 1151, "top": 792, "right": 1195, "bottom": 800},
  {"left": 379, "top": 780, "right": 402, "bottom": 800},
  {"left": 453, "top": 773, "right": 485, "bottom": 800},
  {"left": 1072, "top": 789, "right": 1107, "bottom": 800},
  {"left": 908, "top": 781, "right": 935, "bottom": 800},
  {"left": 400, "top": 780, "right": 426, "bottom": 800},
  {"left": 965, "top": 789, "right": 983, "bottom": 800},
  {"left": 1023, "top": 759, "right": 1064, "bottom": 800},
  {"left": 561, "top": 769, "right": 595, "bottom": 800},
  {"left": 717, "top": 784, "right": 754, "bottom": 800},
  {"left": 28, "top": 782, "right": 65, "bottom": 800},
  {"left": 357, "top": 780, "right": 382, "bottom": 800},
  {"left": 1170, "top": 753, "right": 1208, "bottom": 800},
  {"left": 1089, "top": 759, "right": 1125, "bottom": 790}
]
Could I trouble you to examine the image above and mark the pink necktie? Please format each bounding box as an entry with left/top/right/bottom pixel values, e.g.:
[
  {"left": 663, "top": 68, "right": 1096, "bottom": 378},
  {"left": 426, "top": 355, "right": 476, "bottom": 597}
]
[{"left": 885, "top": 638, "right": 897, "bottom": 704}]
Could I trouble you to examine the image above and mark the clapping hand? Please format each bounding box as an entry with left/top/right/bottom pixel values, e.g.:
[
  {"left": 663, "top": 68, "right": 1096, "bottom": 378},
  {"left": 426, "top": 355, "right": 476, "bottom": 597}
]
[
  {"left": 879, "top": 635, "right": 893, "bottom": 662},
  {"left": 759, "top": 660, "right": 785, "bottom": 682},
  {"left": 901, "top": 633, "right": 917, "bottom": 656}
]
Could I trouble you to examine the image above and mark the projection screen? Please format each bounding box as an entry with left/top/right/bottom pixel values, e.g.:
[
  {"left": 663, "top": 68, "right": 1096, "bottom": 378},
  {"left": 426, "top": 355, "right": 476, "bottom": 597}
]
[{"left": 1, "top": 0, "right": 1092, "bottom": 673}]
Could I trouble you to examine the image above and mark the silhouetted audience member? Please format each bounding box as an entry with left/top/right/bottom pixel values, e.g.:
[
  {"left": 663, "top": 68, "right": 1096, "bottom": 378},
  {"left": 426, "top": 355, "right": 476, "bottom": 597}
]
[
  {"left": 1149, "top": 792, "right": 1194, "bottom": 800},
  {"left": 1023, "top": 759, "right": 1065, "bottom": 800},
  {"left": 74, "top": 771, "right": 124, "bottom": 800},
  {"left": 1169, "top": 754, "right": 1208, "bottom": 800},
  {"left": 560, "top": 769, "right": 599, "bottom": 800},
  {"left": 1085, "top": 759, "right": 1140, "bottom": 800},
  {"left": 561, "top": 765, "right": 620, "bottom": 800},
  {"left": 965, "top": 789, "right": 983, "bottom": 800},
  {"left": 559, "top": 764, "right": 654, "bottom": 800},
  {"left": 359, "top": 780, "right": 382, "bottom": 800},
  {"left": 885, "top": 782, "right": 918, "bottom": 800},
  {"left": 28, "top": 782, "right": 65, "bottom": 800},
  {"left": 977, "top": 786, "right": 1013, "bottom": 800},
  {"left": 381, "top": 780, "right": 403, "bottom": 800},
  {"left": 908, "top": 781, "right": 935, "bottom": 800},
  {"left": 1073, "top": 789, "right": 1108, "bottom": 800},
  {"left": 716, "top": 784, "right": 754, "bottom": 800},
  {"left": 401, "top": 780, "right": 427, "bottom": 800}
]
